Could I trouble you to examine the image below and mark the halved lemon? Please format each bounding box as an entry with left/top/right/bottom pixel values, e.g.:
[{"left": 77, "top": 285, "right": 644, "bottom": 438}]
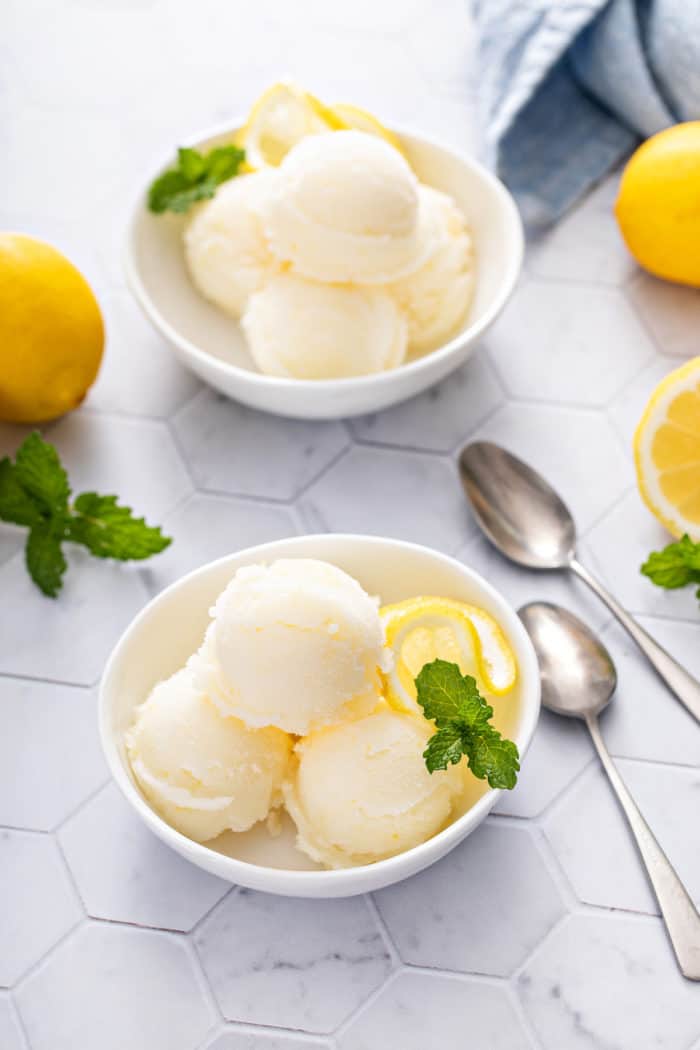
[
  {"left": 235, "top": 82, "right": 345, "bottom": 169},
  {"left": 634, "top": 356, "right": 700, "bottom": 540},
  {"left": 329, "top": 102, "right": 405, "bottom": 155},
  {"left": 380, "top": 597, "right": 518, "bottom": 714}
]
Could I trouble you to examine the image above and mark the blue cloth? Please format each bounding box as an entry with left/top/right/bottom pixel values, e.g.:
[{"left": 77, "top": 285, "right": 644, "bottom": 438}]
[{"left": 471, "top": 0, "right": 700, "bottom": 227}]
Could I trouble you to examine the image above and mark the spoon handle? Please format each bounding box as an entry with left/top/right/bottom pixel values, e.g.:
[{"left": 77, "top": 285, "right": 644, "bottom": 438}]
[
  {"left": 570, "top": 558, "right": 700, "bottom": 724},
  {"left": 585, "top": 714, "right": 700, "bottom": 980}
]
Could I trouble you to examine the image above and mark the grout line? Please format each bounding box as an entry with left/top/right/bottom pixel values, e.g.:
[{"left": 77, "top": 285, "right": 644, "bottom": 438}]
[
  {"left": 188, "top": 885, "right": 238, "bottom": 938},
  {"left": 527, "top": 823, "right": 580, "bottom": 914},
  {"left": 8, "top": 991, "right": 31, "bottom": 1050},
  {"left": 364, "top": 894, "right": 401, "bottom": 969},
  {"left": 52, "top": 777, "right": 112, "bottom": 835},
  {"left": 530, "top": 755, "right": 598, "bottom": 825},
  {"left": 504, "top": 979, "right": 546, "bottom": 1050},
  {"left": 291, "top": 441, "right": 354, "bottom": 503},
  {"left": 180, "top": 934, "right": 223, "bottom": 1034},
  {"left": 10, "top": 917, "right": 88, "bottom": 993},
  {"left": 331, "top": 966, "right": 401, "bottom": 1042}
]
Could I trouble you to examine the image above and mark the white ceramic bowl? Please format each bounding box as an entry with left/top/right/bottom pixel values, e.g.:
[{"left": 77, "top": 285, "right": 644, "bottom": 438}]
[
  {"left": 125, "top": 123, "right": 523, "bottom": 420},
  {"left": 100, "top": 535, "right": 540, "bottom": 897}
]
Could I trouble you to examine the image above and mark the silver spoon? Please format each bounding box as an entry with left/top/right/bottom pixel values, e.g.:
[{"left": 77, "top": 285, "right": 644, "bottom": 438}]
[
  {"left": 519, "top": 601, "right": 700, "bottom": 980},
  {"left": 459, "top": 441, "right": 700, "bottom": 724}
]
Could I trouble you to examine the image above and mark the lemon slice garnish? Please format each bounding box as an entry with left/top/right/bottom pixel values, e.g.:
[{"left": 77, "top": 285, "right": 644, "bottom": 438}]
[
  {"left": 380, "top": 596, "right": 518, "bottom": 714},
  {"left": 329, "top": 102, "right": 406, "bottom": 155},
  {"left": 235, "top": 82, "right": 344, "bottom": 169},
  {"left": 634, "top": 356, "right": 700, "bottom": 540}
]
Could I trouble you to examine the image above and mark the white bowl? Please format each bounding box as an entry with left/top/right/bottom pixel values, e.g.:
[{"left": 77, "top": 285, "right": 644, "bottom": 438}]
[
  {"left": 99, "top": 535, "right": 540, "bottom": 897},
  {"left": 125, "top": 123, "right": 523, "bottom": 420}
]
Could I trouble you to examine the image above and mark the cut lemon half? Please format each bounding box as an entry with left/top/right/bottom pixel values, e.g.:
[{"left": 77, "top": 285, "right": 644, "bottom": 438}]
[
  {"left": 634, "top": 356, "right": 700, "bottom": 541},
  {"left": 380, "top": 597, "right": 518, "bottom": 714},
  {"left": 235, "top": 82, "right": 345, "bottom": 169},
  {"left": 329, "top": 102, "right": 405, "bottom": 155}
]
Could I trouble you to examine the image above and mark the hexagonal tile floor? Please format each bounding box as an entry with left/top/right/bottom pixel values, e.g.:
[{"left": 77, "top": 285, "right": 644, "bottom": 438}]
[{"left": 2, "top": 3, "right": 700, "bottom": 1049}]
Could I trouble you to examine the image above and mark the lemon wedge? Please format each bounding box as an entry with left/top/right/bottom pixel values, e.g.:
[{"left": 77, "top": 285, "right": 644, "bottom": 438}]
[
  {"left": 634, "top": 356, "right": 700, "bottom": 541},
  {"left": 236, "top": 82, "right": 345, "bottom": 169},
  {"left": 380, "top": 597, "right": 518, "bottom": 714},
  {"left": 329, "top": 102, "right": 405, "bottom": 155}
]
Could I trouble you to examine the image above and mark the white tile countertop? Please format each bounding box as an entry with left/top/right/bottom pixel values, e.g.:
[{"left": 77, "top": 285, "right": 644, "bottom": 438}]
[{"left": 2, "top": 2, "right": 700, "bottom": 1048}]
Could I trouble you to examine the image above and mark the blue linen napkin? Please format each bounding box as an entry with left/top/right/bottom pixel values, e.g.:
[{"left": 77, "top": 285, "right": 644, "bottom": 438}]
[{"left": 471, "top": 0, "right": 700, "bottom": 227}]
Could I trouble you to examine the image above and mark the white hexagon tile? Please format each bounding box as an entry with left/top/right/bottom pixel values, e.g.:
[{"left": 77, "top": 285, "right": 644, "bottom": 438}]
[
  {"left": 194, "top": 890, "right": 391, "bottom": 1034},
  {"left": 3, "top": 3, "right": 700, "bottom": 1050}
]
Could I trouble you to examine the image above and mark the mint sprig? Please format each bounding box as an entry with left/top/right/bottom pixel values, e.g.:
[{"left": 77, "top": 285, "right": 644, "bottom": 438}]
[
  {"left": 641, "top": 535, "right": 700, "bottom": 601},
  {"left": 416, "top": 659, "right": 520, "bottom": 789},
  {"left": 148, "top": 145, "right": 245, "bottom": 214},
  {"left": 0, "top": 432, "right": 171, "bottom": 597}
]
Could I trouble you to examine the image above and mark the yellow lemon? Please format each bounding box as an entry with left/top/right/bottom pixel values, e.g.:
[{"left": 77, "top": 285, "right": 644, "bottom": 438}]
[
  {"left": 615, "top": 122, "right": 700, "bottom": 287},
  {"left": 0, "top": 234, "right": 104, "bottom": 423},
  {"left": 235, "top": 82, "right": 346, "bottom": 169},
  {"left": 634, "top": 356, "right": 700, "bottom": 540},
  {"left": 380, "top": 596, "right": 518, "bottom": 715}
]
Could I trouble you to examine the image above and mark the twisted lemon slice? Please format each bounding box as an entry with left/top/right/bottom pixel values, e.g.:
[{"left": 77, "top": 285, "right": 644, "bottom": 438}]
[
  {"left": 235, "top": 82, "right": 345, "bottom": 169},
  {"left": 380, "top": 596, "right": 517, "bottom": 714}
]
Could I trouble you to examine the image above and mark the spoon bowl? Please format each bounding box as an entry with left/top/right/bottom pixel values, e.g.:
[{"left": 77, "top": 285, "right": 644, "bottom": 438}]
[
  {"left": 458, "top": 441, "right": 576, "bottom": 569},
  {"left": 518, "top": 602, "right": 616, "bottom": 719}
]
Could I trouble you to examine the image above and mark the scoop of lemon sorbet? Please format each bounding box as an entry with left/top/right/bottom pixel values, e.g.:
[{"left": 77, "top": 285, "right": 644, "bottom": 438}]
[
  {"left": 192, "top": 559, "right": 392, "bottom": 735},
  {"left": 283, "top": 706, "right": 464, "bottom": 868},
  {"left": 126, "top": 667, "right": 291, "bottom": 842}
]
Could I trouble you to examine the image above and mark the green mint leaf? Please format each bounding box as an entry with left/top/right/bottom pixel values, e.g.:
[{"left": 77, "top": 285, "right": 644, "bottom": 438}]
[
  {"left": 416, "top": 659, "right": 519, "bottom": 789},
  {"left": 641, "top": 535, "right": 700, "bottom": 592},
  {"left": 415, "top": 659, "right": 473, "bottom": 726},
  {"left": 147, "top": 144, "right": 245, "bottom": 214},
  {"left": 0, "top": 458, "right": 42, "bottom": 526},
  {"left": 423, "top": 725, "right": 465, "bottom": 772},
  {"left": 14, "top": 432, "right": 70, "bottom": 515},
  {"left": 464, "top": 725, "right": 520, "bottom": 790},
  {"left": 25, "top": 519, "right": 67, "bottom": 598},
  {"left": 68, "top": 492, "right": 172, "bottom": 560}
]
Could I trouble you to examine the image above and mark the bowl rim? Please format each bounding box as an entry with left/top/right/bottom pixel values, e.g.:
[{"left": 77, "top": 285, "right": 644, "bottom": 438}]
[
  {"left": 124, "top": 119, "right": 524, "bottom": 394},
  {"left": 99, "top": 533, "right": 541, "bottom": 892}
]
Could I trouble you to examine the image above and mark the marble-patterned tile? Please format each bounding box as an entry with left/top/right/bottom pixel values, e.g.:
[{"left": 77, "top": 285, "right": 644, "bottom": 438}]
[
  {"left": 47, "top": 412, "right": 191, "bottom": 521},
  {"left": 205, "top": 1032, "right": 331, "bottom": 1050},
  {"left": 494, "top": 710, "right": 593, "bottom": 818},
  {"left": 15, "top": 923, "right": 215, "bottom": 1050},
  {"left": 0, "top": 830, "right": 82, "bottom": 986},
  {"left": 374, "top": 823, "right": 565, "bottom": 976},
  {"left": 195, "top": 889, "right": 391, "bottom": 1033},
  {"left": 607, "top": 355, "right": 675, "bottom": 459},
  {"left": 519, "top": 913, "right": 700, "bottom": 1050},
  {"left": 338, "top": 971, "right": 528, "bottom": 1050},
  {"left": 459, "top": 533, "right": 609, "bottom": 631},
  {"left": 486, "top": 281, "right": 654, "bottom": 407},
  {"left": 302, "top": 446, "right": 474, "bottom": 554},
  {"left": 404, "top": 1, "right": 477, "bottom": 99},
  {"left": 627, "top": 271, "right": 700, "bottom": 357},
  {"left": 59, "top": 784, "right": 230, "bottom": 931},
  {"left": 543, "top": 759, "right": 700, "bottom": 915},
  {"left": 4, "top": 108, "right": 123, "bottom": 220},
  {"left": 0, "top": 678, "right": 107, "bottom": 831},
  {"left": 351, "top": 352, "right": 502, "bottom": 453},
  {"left": 597, "top": 620, "right": 700, "bottom": 766},
  {"left": 0, "top": 994, "right": 26, "bottom": 1050},
  {"left": 144, "top": 493, "right": 297, "bottom": 595},
  {"left": 527, "top": 176, "right": 636, "bottom": 286},
  {"left": 87, "top": 293, "right": 201, "bottom": 419},
  {"left": 586, "top": 489, "right": 700, "bottom": 620},
  {"left": 0, "top": 546, "right": 148, "bottom": 685},
  {"left": 475, "top": 403, "right": 631, "bottom": 533},
  {"left": 173, "top": 390, "right": 349, "bottom": 501}
]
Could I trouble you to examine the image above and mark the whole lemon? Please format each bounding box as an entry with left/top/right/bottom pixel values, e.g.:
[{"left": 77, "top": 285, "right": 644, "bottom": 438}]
[
  {"left": 615, "top": 122, "right": 700, "bottom": 287},
  {"left": 0, "top": 234, "right": 104, "bottom": 423}
]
